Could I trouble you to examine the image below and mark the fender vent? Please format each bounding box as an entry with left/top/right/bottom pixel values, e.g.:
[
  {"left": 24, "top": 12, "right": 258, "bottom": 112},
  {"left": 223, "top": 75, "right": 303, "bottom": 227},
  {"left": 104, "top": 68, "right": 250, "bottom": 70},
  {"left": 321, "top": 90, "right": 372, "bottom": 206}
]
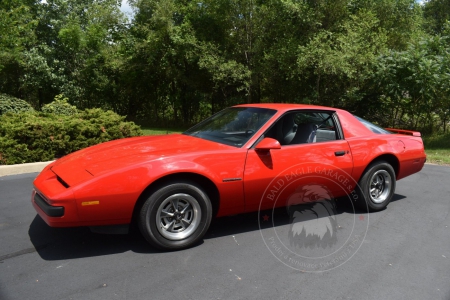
[{"left": 56, "top": 176, "right": 70, "bottom": 188}]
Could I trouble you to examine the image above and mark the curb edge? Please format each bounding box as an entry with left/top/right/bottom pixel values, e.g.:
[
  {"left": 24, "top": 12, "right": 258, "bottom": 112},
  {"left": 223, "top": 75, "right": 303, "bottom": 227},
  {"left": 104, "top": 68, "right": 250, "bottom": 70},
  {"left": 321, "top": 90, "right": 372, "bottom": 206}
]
[{"left": 0, "top": 161, "right": 54, "bottom": 177}]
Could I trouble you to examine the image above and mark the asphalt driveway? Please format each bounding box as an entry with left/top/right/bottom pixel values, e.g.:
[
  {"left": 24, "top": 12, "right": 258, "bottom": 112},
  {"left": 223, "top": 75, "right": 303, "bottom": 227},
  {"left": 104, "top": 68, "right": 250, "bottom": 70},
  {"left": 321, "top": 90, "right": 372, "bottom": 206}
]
[{"left": 0, "top": 164, "right": 449, "bottom": 300}]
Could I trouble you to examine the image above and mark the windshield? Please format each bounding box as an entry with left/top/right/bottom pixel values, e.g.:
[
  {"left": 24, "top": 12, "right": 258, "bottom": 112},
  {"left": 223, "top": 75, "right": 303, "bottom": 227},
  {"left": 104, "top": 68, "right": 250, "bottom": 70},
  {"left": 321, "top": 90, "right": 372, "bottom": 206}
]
[
  {"left": 184, "top": 107, "right": 276, "bottom": 147},
  {"left": 355, "top": 116, "right": 392, "bottom": 134}
]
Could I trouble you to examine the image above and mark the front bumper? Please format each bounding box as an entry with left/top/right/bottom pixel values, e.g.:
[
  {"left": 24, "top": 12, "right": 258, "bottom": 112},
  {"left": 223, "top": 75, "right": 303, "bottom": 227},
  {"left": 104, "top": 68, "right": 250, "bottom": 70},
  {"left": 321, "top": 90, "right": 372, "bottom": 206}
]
[
  {"left": 31, "top": 161, "right": 134, "bottom": 228},
  {"left": 31, "top": 189, "right": 80, "bottom": 227},
  {"left": 31, "top": 189, "right": 131, "bottom": 228},
  {"left": 33, "top": 192, "right": 64, "bottom": 217}
]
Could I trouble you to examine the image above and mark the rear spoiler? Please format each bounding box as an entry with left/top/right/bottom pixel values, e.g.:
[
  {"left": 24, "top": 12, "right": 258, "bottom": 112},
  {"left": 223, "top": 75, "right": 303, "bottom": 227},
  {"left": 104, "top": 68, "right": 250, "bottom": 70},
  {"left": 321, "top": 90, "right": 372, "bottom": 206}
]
[{"left": 385, "top": 128, "right": 421, "bottom": 137}]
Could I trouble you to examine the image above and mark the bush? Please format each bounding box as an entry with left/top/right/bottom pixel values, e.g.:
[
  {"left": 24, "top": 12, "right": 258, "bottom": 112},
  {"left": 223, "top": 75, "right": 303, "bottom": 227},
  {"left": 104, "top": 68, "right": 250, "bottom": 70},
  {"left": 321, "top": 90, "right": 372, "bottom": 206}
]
[
  {"left": 423, "top": 132, "right": 450, "bottom": 149},
  {"left": 0, "top": 93, "right": 34, "bottom": 115},
  {"left": 41, "top": 94, "right": 78, "bottom": 115},
  {"left": 0, "top": 109, "right": 142, "bottom": 165}
]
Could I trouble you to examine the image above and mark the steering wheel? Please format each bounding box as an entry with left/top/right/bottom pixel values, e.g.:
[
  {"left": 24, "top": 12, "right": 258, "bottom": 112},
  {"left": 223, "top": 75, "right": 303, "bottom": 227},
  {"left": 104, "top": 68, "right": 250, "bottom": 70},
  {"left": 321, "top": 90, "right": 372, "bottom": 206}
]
[{"left": 245, "top": 129, "right": 255, "bottom": 136}]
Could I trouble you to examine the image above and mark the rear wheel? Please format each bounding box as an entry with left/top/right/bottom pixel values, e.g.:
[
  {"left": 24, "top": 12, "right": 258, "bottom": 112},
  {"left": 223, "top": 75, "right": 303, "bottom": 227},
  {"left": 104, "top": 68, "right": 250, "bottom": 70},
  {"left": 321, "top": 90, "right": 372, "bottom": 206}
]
[
  {"left": 139, "top": 181, "right": 212, "bottom": 250},
  {"left": 355, "top": 161, "right": 396, "bottom": 212}
]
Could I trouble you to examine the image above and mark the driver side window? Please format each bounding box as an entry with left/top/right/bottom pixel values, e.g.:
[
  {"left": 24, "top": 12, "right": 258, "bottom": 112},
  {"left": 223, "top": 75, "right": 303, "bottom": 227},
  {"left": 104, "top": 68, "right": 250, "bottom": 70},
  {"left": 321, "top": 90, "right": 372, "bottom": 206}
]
[{"left": 265, "top": 111, "right": 339, "bottom": 146}]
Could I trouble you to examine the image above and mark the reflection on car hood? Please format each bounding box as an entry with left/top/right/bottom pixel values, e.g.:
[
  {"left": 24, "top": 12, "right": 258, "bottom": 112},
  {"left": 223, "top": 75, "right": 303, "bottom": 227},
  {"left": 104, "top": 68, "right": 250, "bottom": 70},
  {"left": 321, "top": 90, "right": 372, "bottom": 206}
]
[{"left": 51, "top": 134, "right": 233, "bottom": 186}]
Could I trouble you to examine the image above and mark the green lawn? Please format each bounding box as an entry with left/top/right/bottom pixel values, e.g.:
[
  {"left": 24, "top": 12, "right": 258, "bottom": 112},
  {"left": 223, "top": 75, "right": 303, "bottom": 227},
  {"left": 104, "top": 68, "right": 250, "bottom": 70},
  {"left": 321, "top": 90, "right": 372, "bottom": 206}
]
[
  {"left": 423, "top": 132, "right": 450, "bottom": 166},
  {"left": 424, "top": 149, "right": 450, "bottom": 165},
  {"left": 141, "top": 127, "right": 183, "bottom": 136}
]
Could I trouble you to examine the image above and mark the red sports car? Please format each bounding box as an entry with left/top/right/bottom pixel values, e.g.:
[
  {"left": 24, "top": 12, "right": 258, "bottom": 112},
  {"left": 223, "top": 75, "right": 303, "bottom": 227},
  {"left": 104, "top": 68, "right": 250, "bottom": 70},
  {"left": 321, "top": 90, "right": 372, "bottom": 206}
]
[{"left": 32, "top": 104, "right": 426, "bottom": 250}]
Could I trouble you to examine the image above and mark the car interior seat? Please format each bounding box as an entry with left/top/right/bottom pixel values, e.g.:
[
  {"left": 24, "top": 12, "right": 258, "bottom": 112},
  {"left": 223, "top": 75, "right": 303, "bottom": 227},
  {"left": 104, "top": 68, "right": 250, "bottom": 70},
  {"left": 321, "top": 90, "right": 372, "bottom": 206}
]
[
  {"left": 276, "top": 114, "right": 298, "bottom": 145},
  {"left": 290, "top": 123, "right": 317, "bottom": 144}
]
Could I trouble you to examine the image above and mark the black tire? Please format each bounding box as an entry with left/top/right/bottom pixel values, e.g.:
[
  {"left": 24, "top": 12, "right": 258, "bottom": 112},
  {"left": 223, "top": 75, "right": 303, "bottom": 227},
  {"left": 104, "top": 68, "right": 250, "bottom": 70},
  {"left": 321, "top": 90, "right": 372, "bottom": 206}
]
[
  {"left": 138, "top": 181, "right": 212, "bottom": 250},
  {"left": 355, "top": 161, "right": 396, "bottom": 212}
]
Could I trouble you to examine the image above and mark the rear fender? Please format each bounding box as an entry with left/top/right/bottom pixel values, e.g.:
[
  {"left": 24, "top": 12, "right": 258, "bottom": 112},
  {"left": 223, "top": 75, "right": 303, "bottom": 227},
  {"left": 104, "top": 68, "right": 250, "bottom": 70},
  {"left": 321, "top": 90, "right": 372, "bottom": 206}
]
[{"left": 347, "top": 138, "right": 400, "bottom": 181}]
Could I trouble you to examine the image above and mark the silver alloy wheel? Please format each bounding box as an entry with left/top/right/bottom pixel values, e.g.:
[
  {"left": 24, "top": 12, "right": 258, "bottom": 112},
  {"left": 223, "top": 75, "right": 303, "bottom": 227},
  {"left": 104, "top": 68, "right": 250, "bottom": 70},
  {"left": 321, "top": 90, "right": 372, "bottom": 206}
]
[
  {"left": 156, "top": 193, "right": 201, "bottom": 240},
  {"left": 369, "top": 170, "right": 392, "bottom": 204}
]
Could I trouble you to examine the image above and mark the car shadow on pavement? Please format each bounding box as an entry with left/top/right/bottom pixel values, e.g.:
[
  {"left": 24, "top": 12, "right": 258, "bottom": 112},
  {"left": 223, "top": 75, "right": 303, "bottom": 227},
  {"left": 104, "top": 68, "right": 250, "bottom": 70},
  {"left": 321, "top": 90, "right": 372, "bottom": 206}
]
[
  {"left": 29, "top": 193, "right": 407, "bottom": 260},
  {"left": 204, "top": 193, "right": 407, "bottom": 240},
  {"left": 28, "top": 216, "right": 159, "bottom": 260},
  {"left": 389, "top": 193, "right": 407, "bottom": 203}
]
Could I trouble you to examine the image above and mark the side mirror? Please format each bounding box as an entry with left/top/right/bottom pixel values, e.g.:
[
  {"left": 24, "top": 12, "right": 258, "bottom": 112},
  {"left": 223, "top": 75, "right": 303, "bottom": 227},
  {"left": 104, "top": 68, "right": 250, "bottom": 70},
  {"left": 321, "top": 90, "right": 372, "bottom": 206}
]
[{"left": 255, "top": 137, "right": 281, "bottom": 151}]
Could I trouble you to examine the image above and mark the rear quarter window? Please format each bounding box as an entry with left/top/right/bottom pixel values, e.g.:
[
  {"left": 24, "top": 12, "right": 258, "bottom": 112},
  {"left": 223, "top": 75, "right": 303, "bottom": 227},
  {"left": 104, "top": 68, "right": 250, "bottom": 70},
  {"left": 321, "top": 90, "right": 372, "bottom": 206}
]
[{"left": 354, "top": 116, "right": 391, "bottom": 134}]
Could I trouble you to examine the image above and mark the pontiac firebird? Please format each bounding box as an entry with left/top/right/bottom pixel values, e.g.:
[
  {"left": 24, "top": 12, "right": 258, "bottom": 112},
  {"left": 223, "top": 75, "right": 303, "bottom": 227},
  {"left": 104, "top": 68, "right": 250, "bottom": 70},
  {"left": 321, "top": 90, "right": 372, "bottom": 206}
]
[{"left": 31, "top": 104, "right": 426, "bottom": 250}]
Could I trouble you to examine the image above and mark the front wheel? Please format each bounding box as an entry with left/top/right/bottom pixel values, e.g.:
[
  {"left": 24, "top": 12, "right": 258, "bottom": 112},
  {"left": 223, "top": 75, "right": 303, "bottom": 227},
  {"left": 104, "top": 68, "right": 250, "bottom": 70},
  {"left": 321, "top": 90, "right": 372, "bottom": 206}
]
[
  {"left": 355, "top": 161, "right": 396, "bottom": 212},
  {"left": 139, "top": 181, "right": 212, "bottom": 250}
]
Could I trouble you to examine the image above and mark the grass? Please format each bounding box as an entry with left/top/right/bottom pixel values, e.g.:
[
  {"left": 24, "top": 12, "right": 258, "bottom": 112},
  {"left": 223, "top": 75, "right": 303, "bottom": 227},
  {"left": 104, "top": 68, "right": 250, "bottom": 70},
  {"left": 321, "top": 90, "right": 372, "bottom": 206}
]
[
  {"left": 424, "top": 149, "right": 450, "bottom": 165},
  {"left": 141, "top": 127, "right": 183, "bottom": 136},
  {"left": 423, "top": 133, "right": 450, "bottom": 165},
  {"left": 423, "top": 132, "right": 450, "bottom": 165}
]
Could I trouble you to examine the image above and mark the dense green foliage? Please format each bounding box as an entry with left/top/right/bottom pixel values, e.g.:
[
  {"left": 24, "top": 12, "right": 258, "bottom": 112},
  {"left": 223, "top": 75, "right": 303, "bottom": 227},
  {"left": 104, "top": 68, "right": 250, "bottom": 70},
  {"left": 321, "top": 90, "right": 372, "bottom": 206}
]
[
  {"left": 1, "top": 0, "right": 450, "bottom": 132},
  {"left": 424, "top": 132, "right": 450, "bottom": 149},
  {"left": 41, "top": 94, "right": 78, "bottom": 115},
  {"left": 0, "top": 109, "right": 142, "bottom": 165},
  {"left": 0, "top": 93, "right": 35, "bottom": 115}
]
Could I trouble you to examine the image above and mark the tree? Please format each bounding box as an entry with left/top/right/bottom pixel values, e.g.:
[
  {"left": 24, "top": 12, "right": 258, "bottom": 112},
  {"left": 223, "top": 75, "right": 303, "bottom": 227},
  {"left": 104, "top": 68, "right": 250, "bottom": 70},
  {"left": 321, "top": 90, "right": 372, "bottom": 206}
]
[
  {"left": 424, "top": 0, "right": 450, "bottom": 34},
  {"left": 0, "top": 0, "right": 38, "bottom": 97},
  {"left": 370, "top": 34, "right": 450, "bottom": 132}
]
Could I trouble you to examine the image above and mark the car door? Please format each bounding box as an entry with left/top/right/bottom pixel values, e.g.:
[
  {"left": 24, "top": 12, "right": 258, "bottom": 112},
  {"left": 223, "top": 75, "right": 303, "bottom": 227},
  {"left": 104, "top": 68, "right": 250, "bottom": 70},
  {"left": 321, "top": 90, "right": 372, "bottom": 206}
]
[{"left": 243, "top": 110, "right": 354, "bottom": 212}]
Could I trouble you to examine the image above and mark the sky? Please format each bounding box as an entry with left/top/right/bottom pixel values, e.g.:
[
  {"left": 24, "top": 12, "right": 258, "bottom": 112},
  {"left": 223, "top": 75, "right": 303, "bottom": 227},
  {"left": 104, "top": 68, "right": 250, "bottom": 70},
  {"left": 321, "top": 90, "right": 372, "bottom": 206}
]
[{"left": 121, "top": 0, "right": 133, "bottom": 15}]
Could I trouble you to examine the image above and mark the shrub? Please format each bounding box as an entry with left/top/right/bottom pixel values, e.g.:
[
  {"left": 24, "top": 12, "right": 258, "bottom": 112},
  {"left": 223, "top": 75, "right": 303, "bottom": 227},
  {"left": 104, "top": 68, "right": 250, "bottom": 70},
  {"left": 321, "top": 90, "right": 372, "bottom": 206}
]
[
  {"left": 0, "top": 109, "right": 142, "bottom": 165},
  {"left": 423, "top": 132, "right": 450, "bottom": 149},
  {"left": 0, "top": 93, "right": 34, "bottom": 115},
  {"left": 41, "top": 94, "right": 78, "bottom": 115}
]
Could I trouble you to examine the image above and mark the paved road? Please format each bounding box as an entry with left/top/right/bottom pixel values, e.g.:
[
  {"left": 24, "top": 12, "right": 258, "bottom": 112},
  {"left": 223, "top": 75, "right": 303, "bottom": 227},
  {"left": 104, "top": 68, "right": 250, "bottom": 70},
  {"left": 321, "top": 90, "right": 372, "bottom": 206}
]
[{"left": 0, "top": 165, "right": 449, "bottom": 300}]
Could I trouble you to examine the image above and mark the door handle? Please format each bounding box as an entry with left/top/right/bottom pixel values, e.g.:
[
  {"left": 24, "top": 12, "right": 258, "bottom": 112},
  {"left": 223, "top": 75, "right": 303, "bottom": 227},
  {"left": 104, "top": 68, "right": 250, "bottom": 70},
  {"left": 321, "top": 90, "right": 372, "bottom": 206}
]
[{"left": 334, "top": 151, "right": 346, "bottom": 156}]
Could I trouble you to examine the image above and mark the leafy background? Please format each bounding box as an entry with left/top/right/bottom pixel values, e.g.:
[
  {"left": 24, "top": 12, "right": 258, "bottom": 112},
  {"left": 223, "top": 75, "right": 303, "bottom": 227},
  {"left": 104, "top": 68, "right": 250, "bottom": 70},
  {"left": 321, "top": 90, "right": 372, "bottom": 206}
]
[{"left": 1, "top": 0, "right": 450, "bottom": 164}]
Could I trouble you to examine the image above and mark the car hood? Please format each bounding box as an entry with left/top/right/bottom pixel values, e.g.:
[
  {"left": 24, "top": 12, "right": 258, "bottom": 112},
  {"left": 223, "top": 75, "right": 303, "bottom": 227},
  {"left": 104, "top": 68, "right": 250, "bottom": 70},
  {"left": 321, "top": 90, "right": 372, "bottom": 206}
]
[{"left": 51, "top": 134, "right": 233, "bottom": 186}]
